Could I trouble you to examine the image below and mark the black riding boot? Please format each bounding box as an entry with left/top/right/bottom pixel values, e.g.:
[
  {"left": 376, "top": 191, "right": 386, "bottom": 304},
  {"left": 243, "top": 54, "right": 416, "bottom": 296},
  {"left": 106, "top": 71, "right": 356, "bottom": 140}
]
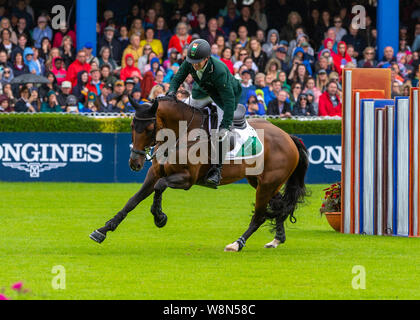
[
  {"left": 206, "top": 136, "right": 228, "bottom": 188},
  {"left": 206, "top": 163, "right": 222, "bottom": 188}
]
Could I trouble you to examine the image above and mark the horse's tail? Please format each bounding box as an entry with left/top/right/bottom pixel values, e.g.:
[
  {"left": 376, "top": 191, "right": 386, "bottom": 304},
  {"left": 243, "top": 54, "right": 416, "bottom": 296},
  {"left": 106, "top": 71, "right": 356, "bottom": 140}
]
[{"left": 266, "top": 135, "right": 309, "bottom": 223}]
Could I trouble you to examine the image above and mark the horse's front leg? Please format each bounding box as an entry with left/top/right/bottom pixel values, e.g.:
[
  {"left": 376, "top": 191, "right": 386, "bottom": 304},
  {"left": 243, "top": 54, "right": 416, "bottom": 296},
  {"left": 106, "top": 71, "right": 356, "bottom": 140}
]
[
  {"left": 90, "top": 166, "right": 159, "bottom": 243},
  {"left": 151, "top": 171, "right": 193, "bottom": 228}
]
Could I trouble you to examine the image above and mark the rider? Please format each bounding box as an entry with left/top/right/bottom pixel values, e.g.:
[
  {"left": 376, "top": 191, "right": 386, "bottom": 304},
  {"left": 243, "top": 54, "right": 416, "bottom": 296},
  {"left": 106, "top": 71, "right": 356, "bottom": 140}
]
[{"left": 167, "top": 39, "right": 242, "bottom": 188}]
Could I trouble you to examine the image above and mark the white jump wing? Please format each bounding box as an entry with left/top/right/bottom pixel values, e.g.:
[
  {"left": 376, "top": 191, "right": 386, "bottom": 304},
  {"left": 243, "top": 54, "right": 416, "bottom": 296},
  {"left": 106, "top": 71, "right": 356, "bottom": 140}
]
[{"left": 2, "top": 162, "right": 31, "bottom": 173}]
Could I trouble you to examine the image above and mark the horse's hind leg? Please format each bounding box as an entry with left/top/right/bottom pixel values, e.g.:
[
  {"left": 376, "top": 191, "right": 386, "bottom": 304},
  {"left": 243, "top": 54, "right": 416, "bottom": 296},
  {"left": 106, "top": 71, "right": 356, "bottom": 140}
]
[
  {"left": 264, "top": 215, "right": 287, "bottom": 248},
  {"left": 151, "top": 171, "right": 192, "bottom": 228},
  {"left": 224, "top": 183, "right": 276, "bottom": 252}
]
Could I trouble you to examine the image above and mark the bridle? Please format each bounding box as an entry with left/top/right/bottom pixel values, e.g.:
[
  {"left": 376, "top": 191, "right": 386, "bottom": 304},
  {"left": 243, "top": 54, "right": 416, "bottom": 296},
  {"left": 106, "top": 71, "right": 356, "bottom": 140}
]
[{"left": 130, "top": 114, "right": 157, "bottom": 161}]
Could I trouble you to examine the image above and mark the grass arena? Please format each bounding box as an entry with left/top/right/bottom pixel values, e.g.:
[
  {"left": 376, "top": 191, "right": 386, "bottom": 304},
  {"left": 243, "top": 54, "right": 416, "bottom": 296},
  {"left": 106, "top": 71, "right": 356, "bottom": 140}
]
[{"left": 2, "top": 182, "right": 420, "bottom": 300}]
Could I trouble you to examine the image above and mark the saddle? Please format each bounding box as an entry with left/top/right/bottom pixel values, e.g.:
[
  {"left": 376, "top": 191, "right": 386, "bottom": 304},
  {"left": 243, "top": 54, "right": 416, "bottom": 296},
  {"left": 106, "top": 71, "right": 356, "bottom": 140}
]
[{"left": 204, "top": 103, "right": 247, "bottom": 131}]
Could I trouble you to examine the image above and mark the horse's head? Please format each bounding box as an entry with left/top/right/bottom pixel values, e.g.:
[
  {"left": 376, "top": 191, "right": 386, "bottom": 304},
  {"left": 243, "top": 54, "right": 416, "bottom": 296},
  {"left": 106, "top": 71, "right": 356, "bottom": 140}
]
[{"left": 129, "top": 99, "right": 158, "bottom": 171}]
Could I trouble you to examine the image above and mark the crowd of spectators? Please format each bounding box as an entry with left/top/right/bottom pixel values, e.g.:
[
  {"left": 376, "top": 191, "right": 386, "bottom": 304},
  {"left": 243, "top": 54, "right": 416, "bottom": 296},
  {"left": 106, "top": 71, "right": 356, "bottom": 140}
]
[{"left": 0, "top": 0, "right": 420, "bottom": 118}]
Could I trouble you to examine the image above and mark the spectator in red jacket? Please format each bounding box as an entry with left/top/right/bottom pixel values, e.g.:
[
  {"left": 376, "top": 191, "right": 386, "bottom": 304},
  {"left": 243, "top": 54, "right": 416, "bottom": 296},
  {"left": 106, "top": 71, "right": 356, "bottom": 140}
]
[
  {"left": 65, "top": 50, "right": 91, "bottom": 87},
  {"left": 332, "top": 41, "right": 352, "bottom": 78},
  {"left": 52, "top": 23, "right": 76, "bottom": 49},
  {"left": 86, "top": 68, "right": 104, "bottom": 97},
  {"left": 120, "top": 53, "right": 142, "bottom": 81},
  {"left": 318, "top": 81, "right": 342, "bottom": 116},
  {"left": 167, "top": 22, "right": 192, "bottom": 54}
]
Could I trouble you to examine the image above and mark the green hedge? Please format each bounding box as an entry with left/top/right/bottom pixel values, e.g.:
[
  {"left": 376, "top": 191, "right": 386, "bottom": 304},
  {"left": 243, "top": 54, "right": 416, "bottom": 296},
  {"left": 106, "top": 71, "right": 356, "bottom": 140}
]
[{"left": 0, "top": 114, "right": 342, "bottom": 134}]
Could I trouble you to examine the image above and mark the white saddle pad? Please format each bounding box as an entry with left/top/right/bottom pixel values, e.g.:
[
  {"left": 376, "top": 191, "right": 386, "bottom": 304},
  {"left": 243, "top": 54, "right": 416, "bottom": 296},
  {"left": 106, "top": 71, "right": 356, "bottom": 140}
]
[{"left": 226, "top": 120, "right": 264, "bottom": 160}]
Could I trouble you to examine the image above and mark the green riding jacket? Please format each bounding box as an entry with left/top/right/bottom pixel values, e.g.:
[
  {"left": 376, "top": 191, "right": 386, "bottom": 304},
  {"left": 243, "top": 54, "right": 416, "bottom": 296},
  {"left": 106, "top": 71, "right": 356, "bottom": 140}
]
[{"left": 169, "top": 56, "right": 242, "bottom": 128}]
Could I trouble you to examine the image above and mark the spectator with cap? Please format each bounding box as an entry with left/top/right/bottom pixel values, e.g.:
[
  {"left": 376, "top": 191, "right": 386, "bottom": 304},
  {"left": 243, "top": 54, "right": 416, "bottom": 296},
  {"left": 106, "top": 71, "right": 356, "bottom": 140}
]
[
  {"left": 80, "top": 92, "right": 100, "bottom": 113},
  {"left": 105, "top": 93, "right": 120, "bottom": 113},
  {"left": 97, "top": 26, "right": 122, "bottom": 65},
  {"left": 32, "top": 15, "right": 52, "bottom": 48},
  {"left": 84, "top": 42, "right": 99, "bottom": 66},
  {"left": 315, "top": 68, "right": 329, "bottom": 92},
  {"left": 63, "top": 94, "right": 78, "bottom": 113},
  {"left": 113, "top": 80, "right": 125, "bottom": 97},
  {"left": 266, "top": 89, "right": 292, "bottom": 117},
  {"left": 40, "top": 90, "right": 61, "bottom": 112},
  {"left": 65, "top": 50, "right": 91, "bottom": 87},
  {"left": 124, "top": 78, "right": 135, "bottom": 94},
  {"left": 57, "top": 80, "right": 72, "bottom": 107},
  {"left": 318, "top": 80, "right": 342, "bottom": 116},
  {"left": 272, "top": 46, "right": 288, "bottom": 74},
  {"left": 98, "top": 82, "right": 113, "bottom": 111}
]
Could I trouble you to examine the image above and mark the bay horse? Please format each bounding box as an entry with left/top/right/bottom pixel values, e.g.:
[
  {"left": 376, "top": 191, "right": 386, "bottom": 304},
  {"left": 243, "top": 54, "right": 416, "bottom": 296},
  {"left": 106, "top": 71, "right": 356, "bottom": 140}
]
[{"left": 90, "top": 96, "right": 309, "bottom": 251}]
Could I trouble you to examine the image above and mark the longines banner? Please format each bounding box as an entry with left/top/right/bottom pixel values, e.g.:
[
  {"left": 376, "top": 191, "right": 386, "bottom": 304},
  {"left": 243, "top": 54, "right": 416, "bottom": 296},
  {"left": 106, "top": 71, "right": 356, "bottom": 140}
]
[{"left": 0, "top": 133, "right": 341, "bottom": 184}]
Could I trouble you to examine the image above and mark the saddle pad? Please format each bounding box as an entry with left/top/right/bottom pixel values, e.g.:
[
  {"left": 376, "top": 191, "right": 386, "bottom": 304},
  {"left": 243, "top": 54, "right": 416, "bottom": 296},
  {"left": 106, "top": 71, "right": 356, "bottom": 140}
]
[{"left": 226, "top": 121, "right": 264, "bottom": 160}]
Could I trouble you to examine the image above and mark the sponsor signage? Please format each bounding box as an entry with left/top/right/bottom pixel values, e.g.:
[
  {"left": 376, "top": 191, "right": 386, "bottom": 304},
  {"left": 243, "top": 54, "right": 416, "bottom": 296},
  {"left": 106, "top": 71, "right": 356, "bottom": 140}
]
[{"left": 0, "top": 133, "right": 341, "bottom": 184}]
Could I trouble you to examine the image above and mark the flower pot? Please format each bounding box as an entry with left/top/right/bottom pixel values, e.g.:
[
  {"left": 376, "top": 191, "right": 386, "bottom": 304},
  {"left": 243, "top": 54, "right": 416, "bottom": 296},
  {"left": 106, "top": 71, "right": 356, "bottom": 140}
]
[{"left": 324, "top": 212, "right": 341, "bottom": 232}]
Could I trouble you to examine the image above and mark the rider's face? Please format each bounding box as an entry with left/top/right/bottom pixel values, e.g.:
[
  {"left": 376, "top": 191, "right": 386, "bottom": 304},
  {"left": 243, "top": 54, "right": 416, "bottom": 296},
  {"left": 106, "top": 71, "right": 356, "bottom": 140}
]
[{"left": 192, "top": 58, "right": 208, "bottom": 71}]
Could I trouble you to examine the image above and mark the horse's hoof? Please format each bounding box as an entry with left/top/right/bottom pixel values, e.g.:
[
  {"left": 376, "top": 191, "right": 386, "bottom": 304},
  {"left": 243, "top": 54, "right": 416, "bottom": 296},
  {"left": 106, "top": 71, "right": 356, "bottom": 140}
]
[
  {"left": 154, "top": 213, "right": 167, "bottom": 228},
  {"left": 264, "top": 239, "right": 280, "bottom": 248},
  {"left": 89, "top": 230, "right": 106, "bottom": 244},
  {"left": 224, "top": 242, "right": 240, "bottom": 252}
]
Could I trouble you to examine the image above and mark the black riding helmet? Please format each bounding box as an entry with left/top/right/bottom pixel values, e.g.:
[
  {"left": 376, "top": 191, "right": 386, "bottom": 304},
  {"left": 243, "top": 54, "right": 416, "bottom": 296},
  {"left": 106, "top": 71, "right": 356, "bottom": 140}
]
[{"left": 186, "top": 39, "right": 211, "bottom": 64}]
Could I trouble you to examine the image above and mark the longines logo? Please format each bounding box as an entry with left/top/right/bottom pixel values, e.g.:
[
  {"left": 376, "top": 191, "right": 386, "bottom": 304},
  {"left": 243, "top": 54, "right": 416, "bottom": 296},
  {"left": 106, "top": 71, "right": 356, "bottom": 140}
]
[
  {"left": 0, "top": 143, "right": 103, "bottom": 178},
  {"left": 307, "top": 145, "right": 341, "bottom": 172}
]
